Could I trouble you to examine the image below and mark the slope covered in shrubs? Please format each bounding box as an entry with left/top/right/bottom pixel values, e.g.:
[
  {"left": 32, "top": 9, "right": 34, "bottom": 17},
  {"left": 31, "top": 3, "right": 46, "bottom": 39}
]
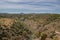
[{"left": 0, "top": 14, "right": 60, "bottom": 40}]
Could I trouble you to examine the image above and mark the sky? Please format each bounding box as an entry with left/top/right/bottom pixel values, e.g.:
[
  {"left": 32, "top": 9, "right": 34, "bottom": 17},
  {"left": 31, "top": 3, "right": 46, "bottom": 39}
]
[{"left": 0, "top": 0, "right": 60, "bottom": 13}]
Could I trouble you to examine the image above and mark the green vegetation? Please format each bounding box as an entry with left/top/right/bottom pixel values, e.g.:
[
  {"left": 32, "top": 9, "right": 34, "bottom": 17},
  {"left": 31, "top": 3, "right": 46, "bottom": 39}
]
[{"left": 0, "top": 13, "right": 60, "bottom": 40}]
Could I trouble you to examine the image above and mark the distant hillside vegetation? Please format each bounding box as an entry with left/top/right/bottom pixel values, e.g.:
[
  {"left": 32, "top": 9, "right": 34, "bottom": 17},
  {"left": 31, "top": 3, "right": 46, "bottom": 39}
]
[{"left": 0, "top": 13, "right": 60, "bottom": 40}]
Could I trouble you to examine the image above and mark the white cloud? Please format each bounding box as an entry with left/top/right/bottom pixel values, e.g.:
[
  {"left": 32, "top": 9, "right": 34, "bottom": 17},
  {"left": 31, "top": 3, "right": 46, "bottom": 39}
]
[
  {"left": 0, "top": 3, "right": 55, "bottom": 11},
  {"left": 0, "top": 0, "right": 60, "bottom": 13},
  {"left": 1, "top": 0, "right": 58, "bottom": 2}
]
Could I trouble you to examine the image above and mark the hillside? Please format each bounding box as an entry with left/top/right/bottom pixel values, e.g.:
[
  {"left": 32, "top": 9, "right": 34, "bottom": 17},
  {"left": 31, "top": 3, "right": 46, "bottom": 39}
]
[{"left": 0, "top": 14, "right": 60, "bottom": 40}]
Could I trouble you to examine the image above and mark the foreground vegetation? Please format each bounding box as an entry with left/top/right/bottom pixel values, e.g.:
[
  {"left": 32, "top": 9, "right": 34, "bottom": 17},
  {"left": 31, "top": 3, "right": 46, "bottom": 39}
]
[{"left": 0, "top": 13, "right": 60, "bottom": 40}]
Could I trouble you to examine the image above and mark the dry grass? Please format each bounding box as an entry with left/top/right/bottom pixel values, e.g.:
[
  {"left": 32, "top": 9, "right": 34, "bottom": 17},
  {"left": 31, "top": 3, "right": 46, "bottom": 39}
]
[{"left": 0, "top": 18, "right": 14, "bottom": 28}]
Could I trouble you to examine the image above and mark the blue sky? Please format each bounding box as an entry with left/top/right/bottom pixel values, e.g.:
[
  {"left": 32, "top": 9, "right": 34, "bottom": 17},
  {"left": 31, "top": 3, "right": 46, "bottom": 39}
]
[{"left": 0, "top": 0, "right": 60, "bottom": 13}]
